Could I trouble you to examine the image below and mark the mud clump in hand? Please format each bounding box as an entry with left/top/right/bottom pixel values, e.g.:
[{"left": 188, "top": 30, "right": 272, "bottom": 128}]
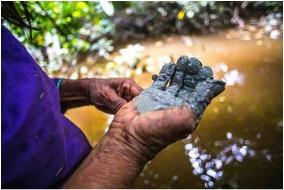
[{"left": 133, "top": 55, "right": 225, "bottom": 120}]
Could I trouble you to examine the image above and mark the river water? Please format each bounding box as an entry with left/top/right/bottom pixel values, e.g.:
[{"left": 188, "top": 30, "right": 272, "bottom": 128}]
[{"left": 65, "top": 30, "right": 282, "bottom": 188}]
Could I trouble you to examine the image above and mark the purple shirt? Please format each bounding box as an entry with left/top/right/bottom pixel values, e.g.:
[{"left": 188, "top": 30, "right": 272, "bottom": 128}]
[{"left": 1, "top": 26, "right": 91, "bottom": 188}]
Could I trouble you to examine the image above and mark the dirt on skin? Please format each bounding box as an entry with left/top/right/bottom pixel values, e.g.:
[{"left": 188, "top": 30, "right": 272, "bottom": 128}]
[{"left": 65, "top": 30, "right": 282, "bottom": 188}]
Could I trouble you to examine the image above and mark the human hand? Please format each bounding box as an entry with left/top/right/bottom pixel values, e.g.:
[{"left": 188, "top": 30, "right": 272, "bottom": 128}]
[
  {"left": 87, "top": 78, "right": 143, "bottom": 114},
  {"left": 64, "top": 56, "right": 225, "bottom": 188},
  {"left": 108, "top": 56, "right": 225, "bottom": 160},
  {"left": 134, "top": 56, "right": 226, "bottom": 119},
  {"left": 64, "top": 102, "right": 198, "bottom": 188}
]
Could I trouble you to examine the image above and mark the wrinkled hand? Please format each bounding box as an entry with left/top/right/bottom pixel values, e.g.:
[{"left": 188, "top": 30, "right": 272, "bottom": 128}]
[
  {"left": 108, "top": 102, "right": 197, "bottom": 162},
  {"left": 133, "top": 56, "right": 226, "bottom": 119},
  {"left": 108, "top": 56, "right": 225, "bottom": 161},
  {"left": 87, "top": 78, "right": 143, "bottom": 114},
  {"left": 64, "top": 56, "right": 226, "bottom": 188},
  {"left": 64, "top": 102, "right": 196, "bottom": 188}
]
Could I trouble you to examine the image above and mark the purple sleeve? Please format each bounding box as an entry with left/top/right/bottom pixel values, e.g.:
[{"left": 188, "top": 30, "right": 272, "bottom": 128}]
[{"left": 1, "top": 26, "right": 91, "bottom": 188}]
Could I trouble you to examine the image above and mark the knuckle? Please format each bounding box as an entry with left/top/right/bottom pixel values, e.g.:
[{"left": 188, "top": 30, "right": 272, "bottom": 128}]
[{"left": 126, "top": 78, "right": 134, "bottom": 83}]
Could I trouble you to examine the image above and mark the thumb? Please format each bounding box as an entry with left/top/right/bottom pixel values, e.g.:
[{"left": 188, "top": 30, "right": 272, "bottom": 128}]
[
  {"left": 130, "top": 84, "right": 143, "bottom": 97},
  {"left": 121, "top": 80, "right": 144, "bottom": 101},
  {"left": 107, "top": 90, "right": 127, "bottom": 113}
]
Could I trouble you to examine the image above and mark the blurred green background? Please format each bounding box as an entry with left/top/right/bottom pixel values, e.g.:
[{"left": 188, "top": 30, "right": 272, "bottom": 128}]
[{"left": 4, "top": 2, "right": 282, "bottom": 73}]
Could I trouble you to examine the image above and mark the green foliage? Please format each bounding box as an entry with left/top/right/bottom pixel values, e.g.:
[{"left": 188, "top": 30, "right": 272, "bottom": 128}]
[
  {"left": 4, "top": 1, "right": 114, "bottom": 73},
  {"left": 3, "top": 1, "right": 282, "bottom": 73}
]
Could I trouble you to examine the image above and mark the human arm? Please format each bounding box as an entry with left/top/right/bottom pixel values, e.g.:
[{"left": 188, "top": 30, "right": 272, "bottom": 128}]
[
  {"left": 63, "top": 56, "right": 225, "bottom": 188},
  {"left": 58, "top": 78, "right": 143, "bottom": 113},
  {"left": 63, "top": 103, "right": 196, "bottom": 188}
]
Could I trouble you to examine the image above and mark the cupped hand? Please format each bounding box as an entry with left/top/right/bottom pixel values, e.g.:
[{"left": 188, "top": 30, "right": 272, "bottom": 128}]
[
  {"left": 63, "top": 101, "right": 196, "bottom": 188},
  {"left": 107, "top": 56, "right": 226, "bottom": 161},
  {"left": 87, "top": 78, "right": 143, "bottom": 114},
  {"left": 108, "top": 101, "right": 197, "bottom": 161},
  {"left": 63, "top": 56, "right": 226, "bottom": 188},
  {"left": 134, "top": 56, "right": 226, "bottom": 119}
]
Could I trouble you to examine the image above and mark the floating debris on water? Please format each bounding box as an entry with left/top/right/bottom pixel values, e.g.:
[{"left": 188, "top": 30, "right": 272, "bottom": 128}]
[
  {"left": 144, "top": 179, "right": 150, "bottom": 185},
  {"left": 226, "top": 132, "right": 233, "bottom": 139},
  {"left": 183, "top": 132, "right": 272, "bottom": 188},
  {"left": 172, "top": 175, "right": 179, "bottom": 181},
  {"left": 223, "top": 69, "right": 245, "bottom": 86}
]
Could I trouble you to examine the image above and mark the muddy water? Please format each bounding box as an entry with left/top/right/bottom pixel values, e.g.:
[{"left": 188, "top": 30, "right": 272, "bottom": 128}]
[{"left": 65, "top": 31, "right": 282, "bottom": 188}]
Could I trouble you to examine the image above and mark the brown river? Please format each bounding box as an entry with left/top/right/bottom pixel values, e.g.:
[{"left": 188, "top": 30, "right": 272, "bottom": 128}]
[{"left": 64, "top": 29, "right": 282, "bottom": 188}]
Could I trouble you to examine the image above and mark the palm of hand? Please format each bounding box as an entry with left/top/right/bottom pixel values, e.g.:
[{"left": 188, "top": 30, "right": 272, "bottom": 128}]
[
  {"left": 133, "top": 56, "right": 225, "bottom": 119},
  {"left": 109, "top": 56, "right": 225, "bottom": 159},
  {"left": 110, "top": 100, "right": 196, "bottom": 161}
]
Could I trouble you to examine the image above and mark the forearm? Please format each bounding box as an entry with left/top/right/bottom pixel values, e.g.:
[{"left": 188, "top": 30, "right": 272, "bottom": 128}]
[
  {"left": 63, "top": 131, "right": 149, "bottom": 188},
  {"left": 59, "top": 79, "right": 91, "bottom": 112}
]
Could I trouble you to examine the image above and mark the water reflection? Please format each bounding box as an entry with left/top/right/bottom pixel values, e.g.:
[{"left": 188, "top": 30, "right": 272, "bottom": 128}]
[
  {"left": 181, "top": 36, "right": 194, "bottom": 47},
  {"left": 225, "top": 12, "right": 282, "bottom": 41},
  {"left": 114, "top": 43, "right": 145, "bottom": 68},
  {"left": 138, "top": 162, "right": 159, "bottom": 187},
  {"left": 213, "top": 63, "right": 245, "bottom": 86},
  {"left": 214, "top": 63, "right": 228, "bottom": 73},
  {"left": 223, "top": 70, "right": 245, "bottom": 86},
  {"left": 64, "top": 28, "right": 282, "bottom": 188},
  {"left": 183, "top": 132, "right": 273, "bottom": 188}
]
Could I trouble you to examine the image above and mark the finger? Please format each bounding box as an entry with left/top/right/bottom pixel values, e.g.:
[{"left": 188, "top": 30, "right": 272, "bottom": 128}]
[
  {"left": 122, "top": 80, "right": 144, "bottom": 101},
  {"left": 130, "top": 84, "right": 144, "bottom": 97},
  {"left": 183, "top": 75, "right": 195, "bottom": 90},
  {"left": 106, "top": 90, "right": 127, "bottom": 114},
  {"left": 208, "top": 80, "right": 226, "bottom": 99},
  {"left": 177, "top": 89, "right": 189, "bottom": 99},
  {"left": 182, "top": 57, "right": 203, "bottom": 90},
  {"left": 178, "top": 73, "right": 198, "bottom": 99},
  {"left": 195, "top": 66, "right": 214, "bottom": 81},
  {"left": 166, "top": 56, "right": 189, "bottom": 95},
  {"left": 125, "top": 86, "right": 143, "bottom": 101},
  {"left": 178, "top": 65, "right": 210, "bottom": 99},
  {"left": 185, "top": 57, "right": 202, "bottom": 75},
  {"left": 152, "top": 63, "right": 176, "bottom": 90},
  {"left": 187, "top": 80, "right": 225, "bottom": 118},
  {"left": 194, "top": 80, "right": 225, "bottom": 102},
  {"left": 183, "top": 65, "right": 212, "bottom": 92}
]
